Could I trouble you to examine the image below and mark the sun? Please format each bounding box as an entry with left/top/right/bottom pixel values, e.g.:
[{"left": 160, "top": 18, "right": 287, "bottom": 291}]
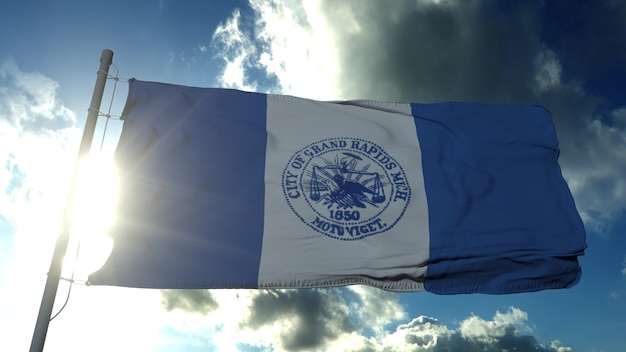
[{"left": 62, "top": 154, "right": 118, "bottom": 281}]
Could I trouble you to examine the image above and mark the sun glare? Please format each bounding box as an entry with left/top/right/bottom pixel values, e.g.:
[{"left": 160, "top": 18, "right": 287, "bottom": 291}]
[{"left": 63, "top": 154, "right": 117, "bottom": 280}]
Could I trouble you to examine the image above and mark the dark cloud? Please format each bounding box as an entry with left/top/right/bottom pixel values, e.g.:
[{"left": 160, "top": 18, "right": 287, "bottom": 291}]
[
  {"left": 160, "top": 289, "right": 218, "bottom": 314},
  {"left": 321, "top": 0, "right": 545, "bottom": 104},
  {"left": 438, "top": 330, "right": 550, "bottom": 352},
  {"left": 240, "top": 289, "right": 355, "bottom": 351}
]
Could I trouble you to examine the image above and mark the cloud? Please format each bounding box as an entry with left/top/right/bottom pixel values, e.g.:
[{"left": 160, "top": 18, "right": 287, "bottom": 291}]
[
  {"left": 211, "top": 0, "right": 340, "bottom": 98},
  {"left": 609, "top": 254, "right": 626, "bottom": 300},
  {"left": 550, "top": 340, "right": 573, "bottom": 352},
  {"left": 239, "top": 289, "right": 355, "bottom": 351},
  {"left": 347, "top": 285, "right": 407, "bottom": 335},
  {"left": 371, "top": 307, "right": 568, "bottom": 352},
  {"left": 0, "top": 60, "right": 80, "bottom": 249},
  {"left": 161, "top": 289, "right": 219, "bottom": 314},
  {"left": 534, "top": 49, "right": 563, "bottom": 93},
  {"left": 212, "top": 8, "right": 260, "bottom": 90},
  {"left": 381, "top": 315, "right": 452, "bottom": 350},
  {"left": 0, "top": 59, "right": 80, "bottom": 351},
  {"left": 458, "top": 307, "right": 530, "bottom": 342},
  {"left": 317, "top": 0, "right": 545, "bottom": 103},
  {"left": 210, "top": 0, "right": 626, "bottom": 235},
  {"left": 157, "top": 288, "right": 571, "bottom": 351},
  {"left": 0, "top": 60, "right": 78, "bottom": 226}
]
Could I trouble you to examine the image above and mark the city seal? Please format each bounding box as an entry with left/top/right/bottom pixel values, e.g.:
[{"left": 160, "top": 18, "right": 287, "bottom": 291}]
[{"left": 282, "top": 137, "right": 411, "bottom": 240}]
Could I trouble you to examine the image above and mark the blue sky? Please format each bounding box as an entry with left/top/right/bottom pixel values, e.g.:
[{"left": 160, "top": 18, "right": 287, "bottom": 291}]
[{"left": 1, "top": 0, "right": 625, "bottom": 351}]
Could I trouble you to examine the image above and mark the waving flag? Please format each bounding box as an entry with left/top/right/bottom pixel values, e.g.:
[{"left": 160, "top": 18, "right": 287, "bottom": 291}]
[{"left": 88, "top": 79, "right": 586, "bottom": 294}]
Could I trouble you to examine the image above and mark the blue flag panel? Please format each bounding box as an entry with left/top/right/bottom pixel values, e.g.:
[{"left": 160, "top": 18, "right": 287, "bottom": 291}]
[
  {"left": 411, "top": 103, "right": 586, "bottom": 293},
  {"left": 88, "top": 79, "right": 586, "bottom": 293}
]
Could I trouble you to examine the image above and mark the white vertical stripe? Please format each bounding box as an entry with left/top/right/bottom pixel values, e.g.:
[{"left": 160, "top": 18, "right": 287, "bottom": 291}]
[{"left": 259, "top": 96, "right": 429, "bottom": 291}]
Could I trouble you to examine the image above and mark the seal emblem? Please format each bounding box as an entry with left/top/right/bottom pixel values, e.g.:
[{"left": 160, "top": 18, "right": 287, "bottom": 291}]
[{"left": 282, "top": 137, "right": 411, "bottom": 240}]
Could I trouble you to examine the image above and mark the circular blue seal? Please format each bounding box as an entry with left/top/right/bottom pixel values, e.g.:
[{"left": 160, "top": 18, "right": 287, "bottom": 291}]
[{"left": 282, "top": 137, "right": 411, "bottom": 240}]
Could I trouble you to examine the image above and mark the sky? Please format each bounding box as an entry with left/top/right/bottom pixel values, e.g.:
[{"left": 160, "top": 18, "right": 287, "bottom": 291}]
[{"left": 1, "top": 0, "right": 625, "bottom": 351}]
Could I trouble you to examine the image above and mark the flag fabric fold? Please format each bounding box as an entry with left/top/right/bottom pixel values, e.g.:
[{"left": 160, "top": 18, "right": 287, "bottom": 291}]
[{"left": 88, "top": 79, "right": 586, "bottom": 294}]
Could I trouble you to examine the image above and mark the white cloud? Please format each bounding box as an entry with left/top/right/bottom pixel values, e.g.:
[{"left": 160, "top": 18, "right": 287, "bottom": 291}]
[
  {"left": 381, "top": 315, "right": 453, "bottom": 350},
  {"left": 212, "top": 0, "right": 341, "bottom": 98},
  {"left": 42, "top": 286, "right": 168, "bottom": 352},
  {"left": 347, "top": 285, "right": 407, "bottom": 335},
  {"left": 0, "top": 60, "right": 82, "bottom": 351},
  {"left": 371, "top": 306, "right": 567, "bottom": 351},
  {"left": 0, "top": 60, "right": 79, "bottom": 242},
  {"left": 251, "top": 0, "right": 342, "bottom": 98},
  {"left": 212, "top": 9, "right": 259, "bottom": 90},
  {"left": 562, "top": 111, "right": 626, "bottom": 234},
  {"left": 459, "top": 307, "right": 530, "bottom": 343},
  {"left": 534, "top": 49, "right": 563, "bottom": 92},
  {"left": 550, "top": 340, "right": 573, "bottom": 352}
]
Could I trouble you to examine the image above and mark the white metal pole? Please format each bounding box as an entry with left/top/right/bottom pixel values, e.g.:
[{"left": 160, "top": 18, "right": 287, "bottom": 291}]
[{"left": 29, "top": 49, "right": 114, "bottom": 352}]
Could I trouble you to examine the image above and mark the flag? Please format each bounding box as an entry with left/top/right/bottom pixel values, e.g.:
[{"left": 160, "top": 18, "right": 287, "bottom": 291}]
[{"left": 88, "top": 79, "right": 586, "bottom": 294}]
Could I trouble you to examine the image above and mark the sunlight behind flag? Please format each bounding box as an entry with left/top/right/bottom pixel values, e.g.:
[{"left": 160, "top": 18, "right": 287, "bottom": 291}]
[{"left": 65, "top": 155, "right": 116, "bottom": 280}]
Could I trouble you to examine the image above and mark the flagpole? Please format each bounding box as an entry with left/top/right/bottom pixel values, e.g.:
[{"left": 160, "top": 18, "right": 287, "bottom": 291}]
[{"left": 29, "top": 49, "right": 114, "bottom": 352}]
